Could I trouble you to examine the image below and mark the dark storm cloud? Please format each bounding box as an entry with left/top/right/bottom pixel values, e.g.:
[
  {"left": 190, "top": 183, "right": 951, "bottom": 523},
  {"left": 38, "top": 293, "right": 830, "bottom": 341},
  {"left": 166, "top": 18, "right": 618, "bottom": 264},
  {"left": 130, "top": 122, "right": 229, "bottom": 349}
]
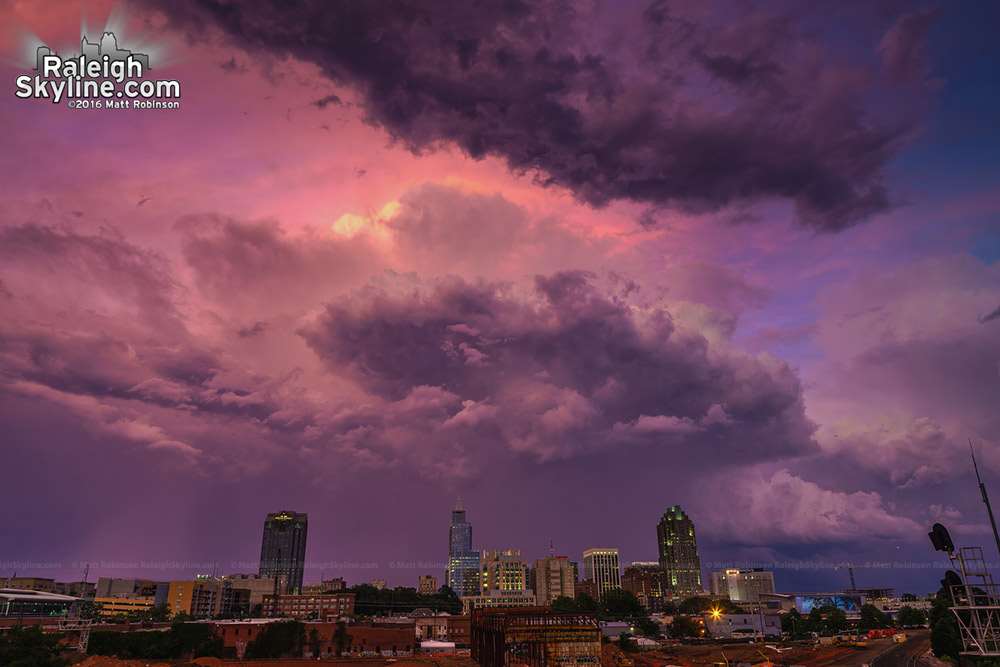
[
  {"left": 219, "top": 55, "right": 249, "bottom": 74},
  {"left": 237, "top": 321, "right": 269, "bottom": 337},
  {"left": 174, "top": 213, "right": 380, "bottom": 313},
  {"left": 0, "top": 223, "right": 303, "bottom": 428},
  {"left": 878, "top": 8, "right": 944, "bottom": 84},
  {"left": 0, "top": 223, "right": 180, "bottom": 331},
  {"left": 312, "top": 94, "right": 343, "bottom": 109},
  {"left": 142, "top": 0, "right": 938, "bottom": 231},
  {"left": 299, "top": 270, "right": 817, "bottom": 463},
  {"left": 978, "top": 305, "right": 1000, "bottom": 324}
]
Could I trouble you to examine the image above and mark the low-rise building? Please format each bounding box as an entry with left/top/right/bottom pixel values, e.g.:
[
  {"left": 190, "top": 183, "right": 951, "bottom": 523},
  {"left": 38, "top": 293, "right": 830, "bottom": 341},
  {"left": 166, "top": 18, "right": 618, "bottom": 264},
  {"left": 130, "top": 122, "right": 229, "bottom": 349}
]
[
  {"left": 166, "top": 578, "right": 233, "bottom": 618},
  {"left": 0, "top": 577, "right": 56, "bottom": 592},
  {"left": 93, "top": 596, "right": 156, "bottom": 617},
  {"left": 53, "top": 581, "right": 95, "bottom": 598},
  {"left": 0, "top": 589, "right": 78, "bottom": 617},
  {"left": 708, "top": 569, "right": 775, "bottom": 602},
  {"left": 758, "top": 592, "right": 866, "bottom": 616},
  {"left": 213, "top": 620, "right": 416, "bottom": 659},
  {"left": 461, "top": 590, "right": 536, "bottom": 614},
  {"left": 412, "top": 609, "right": 451, "bottom": 641},
  {"left": 471, "top": 608, "right": 600, "bottom": 667},
  {"left": 95, "top": 578, "right": 162, "bottom": 599},
  {"left": 222, "top": 573, "right": 287, "bottom": 609},
  {"left": 302, "top": 578, "right": 346, "bottom": 594},
  {"left": 261, "top": 592, "right": 355, "bottom": 620},
  {"left": 703, "top": 612, "right": 782, "bottom": 639}
]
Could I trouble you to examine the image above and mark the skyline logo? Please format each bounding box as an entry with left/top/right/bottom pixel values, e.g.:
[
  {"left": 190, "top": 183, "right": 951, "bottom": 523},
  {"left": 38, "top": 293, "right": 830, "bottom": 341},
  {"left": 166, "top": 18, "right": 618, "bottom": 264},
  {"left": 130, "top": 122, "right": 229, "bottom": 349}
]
[{"left": 14, "top": 29, "right": 181, "bottom": 108}]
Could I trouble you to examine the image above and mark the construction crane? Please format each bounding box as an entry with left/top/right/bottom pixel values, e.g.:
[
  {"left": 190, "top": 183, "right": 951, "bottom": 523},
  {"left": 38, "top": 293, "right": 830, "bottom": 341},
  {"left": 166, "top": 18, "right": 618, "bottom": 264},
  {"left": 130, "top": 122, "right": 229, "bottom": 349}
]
[{"left": 834, "top": 562, "right": 873, "bottom": 591}]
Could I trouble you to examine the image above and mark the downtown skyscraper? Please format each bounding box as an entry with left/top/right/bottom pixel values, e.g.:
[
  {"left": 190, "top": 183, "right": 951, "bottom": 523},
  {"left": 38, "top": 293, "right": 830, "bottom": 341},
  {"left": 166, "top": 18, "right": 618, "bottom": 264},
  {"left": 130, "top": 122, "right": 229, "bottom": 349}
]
[
  {"left": 657, "top": 505, "right": 703, "bottom": 598},
  {"left": 259, "top": 510, "right": 308, "bottom": 594},
  {"left": 582, "top": 547, "right": 621, "bottom": 598},
  {"left": 446, "top": 499, "right": 481, "bottom": 597}
]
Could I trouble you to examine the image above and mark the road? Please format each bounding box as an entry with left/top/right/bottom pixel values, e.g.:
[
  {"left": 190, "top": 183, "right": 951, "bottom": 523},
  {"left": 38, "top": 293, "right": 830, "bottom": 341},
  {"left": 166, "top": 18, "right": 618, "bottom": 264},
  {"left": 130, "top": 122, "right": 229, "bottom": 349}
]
[{"left": 870, "top": 631, "right": 933, "bottom": 667}]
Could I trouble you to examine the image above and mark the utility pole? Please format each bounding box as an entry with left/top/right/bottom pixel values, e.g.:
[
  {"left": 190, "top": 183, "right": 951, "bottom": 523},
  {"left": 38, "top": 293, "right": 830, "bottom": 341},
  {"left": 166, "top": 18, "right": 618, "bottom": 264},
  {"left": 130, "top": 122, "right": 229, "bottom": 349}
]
[{"left": 971, "top": 439, "right": 1000, "bottom": 559}]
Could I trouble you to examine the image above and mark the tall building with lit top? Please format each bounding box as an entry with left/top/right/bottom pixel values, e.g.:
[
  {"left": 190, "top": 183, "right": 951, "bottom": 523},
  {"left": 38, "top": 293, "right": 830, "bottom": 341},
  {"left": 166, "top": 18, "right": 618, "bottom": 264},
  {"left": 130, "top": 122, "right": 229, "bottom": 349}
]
[
  {"left": 481, "top": 549, "right": 530, "bottom": 593},
  {"left": 259, "top": 510, "right": 308, "bottom": 594},
  {"left": 582, "top": 548, "right": 620, "bottom": 598},
  {"left": 657, "top": 505, "right": 702, "bottom": 597},
  {"left": 446, "top": 499, "right": 481, "bottom": 597}
]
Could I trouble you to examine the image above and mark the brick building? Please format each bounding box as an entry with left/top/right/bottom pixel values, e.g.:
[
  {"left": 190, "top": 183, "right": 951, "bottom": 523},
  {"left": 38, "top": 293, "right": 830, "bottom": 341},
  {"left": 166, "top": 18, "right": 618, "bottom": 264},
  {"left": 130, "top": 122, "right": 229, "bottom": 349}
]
[
  {"left": 261, "top": 591, "right": 355, "bottom": 620},
  {"left": 212, "top": 620, "right": 415, "bottom": 659}
]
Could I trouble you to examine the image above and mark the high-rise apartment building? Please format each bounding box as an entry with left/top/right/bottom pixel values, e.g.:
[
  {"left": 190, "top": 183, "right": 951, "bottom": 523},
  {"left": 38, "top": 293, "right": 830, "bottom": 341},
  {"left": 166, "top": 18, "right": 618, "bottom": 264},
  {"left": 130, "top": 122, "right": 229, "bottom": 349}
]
[
  {"left": 446, "top": 499, "right": 481, "bottom": 597},
  {"left": 531, "top": 556, "right": 575, "bottom": 606},
  {"left": 259, "top": 510, "right": 308, "bottom": 594},
  {"left": 657, "top": 505, "right": 702, "bottom": 597},
  {"left": 582, "top": 548, "right": 620, "bottom": 598},
  {"left": 481, "top": 549, "right": 530, "bottom": 593},
  {"left": 708, "top": 569, "right": 775, "bottom": 602}
]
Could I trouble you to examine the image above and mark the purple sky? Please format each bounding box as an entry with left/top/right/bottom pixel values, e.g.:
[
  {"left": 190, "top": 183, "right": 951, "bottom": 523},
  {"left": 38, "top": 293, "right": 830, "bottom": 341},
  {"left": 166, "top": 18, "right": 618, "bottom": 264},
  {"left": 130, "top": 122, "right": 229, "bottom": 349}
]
[{"left": 1, "top": 0, "right": 999, "bottom": 596}]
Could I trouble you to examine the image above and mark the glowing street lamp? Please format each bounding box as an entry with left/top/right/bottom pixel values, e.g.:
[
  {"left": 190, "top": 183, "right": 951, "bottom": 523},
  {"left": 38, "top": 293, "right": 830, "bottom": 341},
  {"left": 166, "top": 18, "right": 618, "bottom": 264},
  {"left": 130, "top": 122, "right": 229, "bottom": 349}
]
[{"left": 710, "top": 606, "right": 722, "bottom": 638}]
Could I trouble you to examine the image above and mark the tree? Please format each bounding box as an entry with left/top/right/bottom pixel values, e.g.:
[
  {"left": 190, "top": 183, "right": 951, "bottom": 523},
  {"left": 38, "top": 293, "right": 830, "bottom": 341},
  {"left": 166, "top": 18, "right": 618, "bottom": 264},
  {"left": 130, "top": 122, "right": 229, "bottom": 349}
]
[
  {"left": 931, "top": 616, "right": 962, "bottom": 660},
  {"left": 781, "top": 609, "right": 803, "bottom": 637},
  {"left": 806, "top": 608, "right": 824, "bottom": 634},
  {"left": 551, "top": 596, "right": 579, "bottom": 612},
  {"left": 135, "top": 603, "right": 171, "bottom": 622},
  {"left": 246, "top": 620, "right": 305, "bottom": 659},
  {"left": 575, "top": 592, "right": 598, "bottom": 613},
  {"left": 616, "top": 634, "right": 639, "bottom": 652},
  {"left": 77, "top": 601, "right": 102, "bottom": 619},
  {"left": 823, "top": 608, "right": 848, "bottom": 634},
  {"left": 677, "top": 597, "right": 713, "bottom": 615},
  {"left": 0, "top": 626, "right": 68, "bottom": 667},
  {"left": 859, "top": 604, "right": 891, "bottom": 629},
  {"left": 634, "top": 617, "right": 660, "bottom": 637},
  {"left": 87, "top": 620, "right": 221, "bottom": 659},
  {"left": 171, "top": 619, "right": 224, "bottom": 659},
  {"left": 897, "top": 606, "right": 926, "bottom": 628},
  {"left": 669, "top": 615, "right": 702, "bottom": 638},
  {"left": 599, "top": 589, "right": 645, "bottom": 621},
  {"left": 929, "top": 587, "right": 963, "bottom": 660}
]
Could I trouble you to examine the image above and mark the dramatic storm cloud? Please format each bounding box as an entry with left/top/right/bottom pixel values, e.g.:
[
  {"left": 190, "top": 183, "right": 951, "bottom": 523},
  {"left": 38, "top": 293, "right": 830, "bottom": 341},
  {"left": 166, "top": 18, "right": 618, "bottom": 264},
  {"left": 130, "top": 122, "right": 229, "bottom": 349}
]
[
  {"left": 142, "top": 0, "right": 938, "bottom": 230},
  {"left": 299, "top": 270, "right": 817, "bottom": 464}
]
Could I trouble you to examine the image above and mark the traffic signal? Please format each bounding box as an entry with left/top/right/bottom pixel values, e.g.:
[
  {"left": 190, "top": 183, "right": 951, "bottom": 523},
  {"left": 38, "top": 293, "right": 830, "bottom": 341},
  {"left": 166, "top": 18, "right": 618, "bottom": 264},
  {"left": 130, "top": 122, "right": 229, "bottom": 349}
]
[
  {"left": 929, "top": 523, "right": 955, "bottom": 552},
  {"left": 940, "top": 570, "right": 962, "bottom": 601}
]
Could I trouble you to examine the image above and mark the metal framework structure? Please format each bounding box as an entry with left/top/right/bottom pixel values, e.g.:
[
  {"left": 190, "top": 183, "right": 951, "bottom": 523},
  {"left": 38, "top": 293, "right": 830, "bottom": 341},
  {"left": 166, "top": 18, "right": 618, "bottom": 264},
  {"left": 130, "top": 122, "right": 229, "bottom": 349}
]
[
  {"left": 471, "top": 607, "right": 601, "bottom": 667},
  {"left": 57, "top": 618, "right": 93, "bottom": 653},
  {"left": 946, "top": 546, "right": 1000, "bottom": 655}
]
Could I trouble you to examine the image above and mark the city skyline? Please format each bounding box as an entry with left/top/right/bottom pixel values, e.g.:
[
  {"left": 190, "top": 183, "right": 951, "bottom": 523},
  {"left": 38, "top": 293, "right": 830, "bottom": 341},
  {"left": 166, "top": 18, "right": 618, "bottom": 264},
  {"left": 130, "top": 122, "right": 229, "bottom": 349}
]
[{"left": 1, "top": 0, "right": 999, "bottom": 599}]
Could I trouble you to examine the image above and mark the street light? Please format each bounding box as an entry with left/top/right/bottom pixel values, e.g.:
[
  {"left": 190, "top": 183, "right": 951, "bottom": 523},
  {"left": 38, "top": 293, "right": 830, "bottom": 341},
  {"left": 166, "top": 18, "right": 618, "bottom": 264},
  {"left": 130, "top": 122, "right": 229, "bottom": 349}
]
[{"left": 710, "top": 606, "right": 721, "bottom": 639}]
